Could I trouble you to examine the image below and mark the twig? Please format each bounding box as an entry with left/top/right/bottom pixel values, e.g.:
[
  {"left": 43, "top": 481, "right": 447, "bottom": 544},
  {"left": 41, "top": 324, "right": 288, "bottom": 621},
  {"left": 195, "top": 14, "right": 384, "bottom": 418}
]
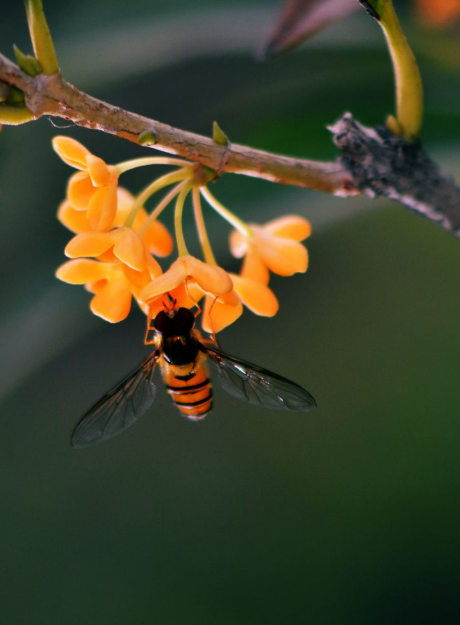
[
  {"left": 331, "top": 113, "right": 460, "bottom": 236},
  {"left": 0, "top": 53, "right": 355, "bottom": 195}
]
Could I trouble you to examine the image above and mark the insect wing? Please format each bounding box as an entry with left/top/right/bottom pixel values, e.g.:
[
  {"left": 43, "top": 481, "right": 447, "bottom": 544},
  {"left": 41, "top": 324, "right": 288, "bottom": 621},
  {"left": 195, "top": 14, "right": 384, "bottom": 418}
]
[
  {"left": 202, "top": 345, "right": 317, "bottom": 411},
  {"left": 71, "top": 351, "right": 159, "bottom": 448}
]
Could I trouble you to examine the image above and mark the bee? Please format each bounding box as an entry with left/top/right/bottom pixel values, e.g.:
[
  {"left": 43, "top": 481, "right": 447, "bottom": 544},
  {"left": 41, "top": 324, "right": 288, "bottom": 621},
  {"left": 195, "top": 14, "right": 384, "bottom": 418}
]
[{"left": 71, "top": 306, "right": 317, "bottom": 447}]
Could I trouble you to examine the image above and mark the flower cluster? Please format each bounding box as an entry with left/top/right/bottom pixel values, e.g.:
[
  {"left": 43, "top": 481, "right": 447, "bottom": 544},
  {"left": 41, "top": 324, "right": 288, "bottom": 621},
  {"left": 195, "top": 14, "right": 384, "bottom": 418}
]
[{"left": 54, "top": 137, "right": 311, "bottom": 335}]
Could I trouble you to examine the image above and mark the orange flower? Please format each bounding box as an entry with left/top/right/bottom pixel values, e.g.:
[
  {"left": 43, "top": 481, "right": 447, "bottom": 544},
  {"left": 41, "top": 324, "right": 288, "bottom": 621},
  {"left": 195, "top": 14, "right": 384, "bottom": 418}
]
[
  {"left": 417, "top": 0, "right": 460, "bottom": 25},
  {"left": 201, "top": 274, "right": 279, "bottom": 334},
  {"left": 58, "top": 187, "right": 173, "bottom": 258},
  {"left": 230, "top": 216, "right": 311, "bottom": 280},
  {"left": 57, "top": 226, "right": 163, "bottom": 322},
  {"left": 53, "top": 136, "right": 119, "bottom": 231},
  {"left": 139, "top": 255, "right": 233, "bottom": 316},
  {"left": 56, "top": 258, "right": 160, "bottom": 323}
]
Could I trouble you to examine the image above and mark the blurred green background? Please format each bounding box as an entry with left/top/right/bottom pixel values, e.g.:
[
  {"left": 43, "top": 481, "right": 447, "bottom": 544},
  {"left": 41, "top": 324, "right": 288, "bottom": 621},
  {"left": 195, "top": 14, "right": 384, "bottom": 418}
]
[{"left": 2, "top": 1, "right": 460, "bottom": 623}]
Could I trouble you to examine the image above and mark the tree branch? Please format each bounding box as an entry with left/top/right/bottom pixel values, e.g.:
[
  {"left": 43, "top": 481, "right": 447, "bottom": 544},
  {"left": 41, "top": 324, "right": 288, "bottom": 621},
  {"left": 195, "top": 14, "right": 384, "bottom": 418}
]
[
  {"left": 330, "top": 113, "right": 460, "bottom": 236},
  {"left": 0, "top": 53, "right": 355, "bottom": 195}
]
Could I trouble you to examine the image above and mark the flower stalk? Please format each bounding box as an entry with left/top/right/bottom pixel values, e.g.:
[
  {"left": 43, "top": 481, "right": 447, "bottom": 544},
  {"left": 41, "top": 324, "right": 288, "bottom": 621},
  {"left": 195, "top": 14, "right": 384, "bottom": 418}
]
[
  {"left": 24, "top": 0, "right": 59, "bottom": 75},
  {"left": 361, "top": 0, "right": 423, "bottom": 141}
]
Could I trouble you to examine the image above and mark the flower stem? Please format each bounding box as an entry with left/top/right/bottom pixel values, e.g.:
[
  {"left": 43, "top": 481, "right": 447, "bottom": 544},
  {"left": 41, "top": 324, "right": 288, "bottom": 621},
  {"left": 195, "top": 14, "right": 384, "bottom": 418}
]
[
  {"left": 115, "top": 156, "right": 191, "bottom": 175},
  {"left": 175, "top": 184, "right": 192, "bottom": 257},
  {"left": 372, "top": 0, "right": 423, "bottom": 141},
  {"left": 24, "top": 0, "right": 59, "bottom": 75},
  {"left": 200, "top": 187, "right": 252, "bottom": 237},
  {"left": 138, "top": 180, "right": 188, "bottom": 238},
  {"left": 192, "top": 187, "right": 217, "bottom": 266},
  {"left": 124, "top": 168, "right": 191, "bottom": 228}
]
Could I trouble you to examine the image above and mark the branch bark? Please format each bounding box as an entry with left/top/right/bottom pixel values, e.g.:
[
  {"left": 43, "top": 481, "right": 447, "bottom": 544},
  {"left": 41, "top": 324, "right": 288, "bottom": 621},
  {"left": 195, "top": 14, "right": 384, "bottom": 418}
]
[
  {"left": 331, "top": 113, "right": 460, "bottom": 236},
  {"left": 0, "top": 53, "right": 354, "bottom": 195}
]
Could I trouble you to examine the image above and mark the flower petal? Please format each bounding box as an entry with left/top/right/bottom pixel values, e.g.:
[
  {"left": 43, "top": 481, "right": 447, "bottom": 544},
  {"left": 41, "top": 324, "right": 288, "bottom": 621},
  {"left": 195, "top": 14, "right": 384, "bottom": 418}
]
[
  {"left": 113, "top": 188, "right": 135, "bottom": 226},
  {"left": 87, "top": 177, "right": 118, "bottom": 231},
  {"left": 229, "top": 230, "right": 248, "bottom": 258},
  {"left": 56, "top": 259, "right": 112, "bottom": 284},
  {"left": 264, "top": 215, "right": 311, "bottom": 241},
  {"left": 68, "top": 172, "right": 96, "bottom": 210},
  {"left": 90, "top": 278, "right": 132, "bottom": 323},
  {"left": 202, "top": 293, "right": 243, "bottom": 334},
  {"left": 139, "top": 260, "right": 187, "bottom": 303},
  {"left": 185, "top": 256, "right": 233, "bottom": 295},
  {"left": 113, "top": 228, "right": 146, "bottom": 272},
  {"left": 240, "top": 249, "right": 270, "bottom": 285},
  {"left": 52, "top": 136, "right": 90, "bottom": 170},
  {"left": 58, "top": 199, "right": 90, "bottom": 233},
  {"left": 85, "top": 154, "right": 111, "bottom": 187},
  {"left": 254, "top": 233, "right": 308, "bottom": 276},
  {"left": 142, "top": 219, "right": 174, "bottom": 257},
  {"left": 231, "top": 274, "right": 279, "bottom": 316},
  {"left": 65, "top": 231, "right": 117, "bottom": 258}
]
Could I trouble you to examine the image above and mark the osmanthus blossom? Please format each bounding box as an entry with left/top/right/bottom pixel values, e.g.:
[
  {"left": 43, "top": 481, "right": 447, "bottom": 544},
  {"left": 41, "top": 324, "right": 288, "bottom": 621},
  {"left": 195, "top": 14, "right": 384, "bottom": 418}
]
[
  {"left": 57, "top": 229, "right": 162, "bottom": 323},
  {"left": 54, "top": 136, "right": 312, "bottom": 335},
  {"left": 58, "top": 187, "right": 173, "bottom": 258},
  {"left": 139, "top": 255, "right": 234, "bottom": 320},
  {"left": 201, "top": 274, "right": 280, "bottom": 334},
  {"left": 230, "top": 215, "right": 311, "bottom": 280},
  {"left": 53, "top": 136, "right": 119, "bottom": 231}
]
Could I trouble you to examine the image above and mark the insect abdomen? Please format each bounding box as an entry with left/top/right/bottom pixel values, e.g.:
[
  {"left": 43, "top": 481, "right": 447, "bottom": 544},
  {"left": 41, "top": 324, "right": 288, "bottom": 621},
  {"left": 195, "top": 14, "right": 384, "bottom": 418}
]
[{"left": 164, "top": 361, "right": 213, "bottom": 421}]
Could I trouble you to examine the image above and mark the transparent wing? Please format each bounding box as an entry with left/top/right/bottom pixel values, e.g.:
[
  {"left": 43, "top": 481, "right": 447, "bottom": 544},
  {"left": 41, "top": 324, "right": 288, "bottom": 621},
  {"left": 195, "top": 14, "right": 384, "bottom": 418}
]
[
  {"left": 71, "top": 351, "right": 159, "bottom": 448},
  {"left": 202, "top": 345, "right": 317, "bottom": 412}
]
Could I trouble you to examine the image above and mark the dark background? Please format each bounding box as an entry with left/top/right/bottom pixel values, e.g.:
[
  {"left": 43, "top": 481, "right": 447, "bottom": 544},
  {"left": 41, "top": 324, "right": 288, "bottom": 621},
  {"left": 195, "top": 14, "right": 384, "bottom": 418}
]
[{"left": 1, "top": 1, "right": 460, "bottom": 623}]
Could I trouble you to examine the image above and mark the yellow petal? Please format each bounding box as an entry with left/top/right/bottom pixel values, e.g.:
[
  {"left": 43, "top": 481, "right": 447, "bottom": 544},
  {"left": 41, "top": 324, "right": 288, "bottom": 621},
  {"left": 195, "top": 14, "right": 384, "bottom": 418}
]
[
  {"left": 56, "top": 259, "right": 113, "bottom": 284},
  {"left": 113, "top": 228, "right": 146, "bottom": 272},
  {"left": 240, "top": 249, "right": 270, "bottom": 285},
  {"left": 85, "top": 154, "right": 111, "bottom": 187},
  {"left": 231, "top": 274, "right": 279, "bottom": 316},
  {"left": 254, "top": 233, "right": 308, "bottom": 276},
  {"left": 202, "top": 293, "right": 243, "bottom": 334},
  {"left": 65, "top": 231, "right": 117, "bottom": 258},
  {"left": 52, "top": 136, "right": 91, "bottom": 170},
  {"left": 145, "top": 254, "right": 163, "bottom": 280},
  {"left": 57, "top": 199, "right": 90, "bottom": 233},
  {"left": 123, "top": 265, "right": 153, "bottom": 289},
  {"left": 90, "top": 278, "right": 132, "bottom": 323},
  {"left": 113, "top": 188, "right": 135, "bottom": 226},
  {"left": 142, "top": 220, "right": 174, "bottom": 258},
  {"left": 68, "top": 172, "right": 96, "bottom": 210},
  {"left": 229, "top": 229, "right": 248, "bottom": 258},
  {"left": 185, "top": 256, "right": 233, "bottom": 295},
  {"left": 87, "top": 177, "right": 118, "bottom": 231},
  {"left": 264, "top": 216, "right": 311, "bottom": 241},
  {"left": 138, "top": 260, "right": 187, "bottom": 303}
]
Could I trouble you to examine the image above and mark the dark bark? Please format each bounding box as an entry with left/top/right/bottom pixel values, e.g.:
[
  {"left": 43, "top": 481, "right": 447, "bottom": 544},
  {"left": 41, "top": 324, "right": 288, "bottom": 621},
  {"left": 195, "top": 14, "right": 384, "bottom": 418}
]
[{"left": 330, "top": 113, "right": 460, "bottom": 236}]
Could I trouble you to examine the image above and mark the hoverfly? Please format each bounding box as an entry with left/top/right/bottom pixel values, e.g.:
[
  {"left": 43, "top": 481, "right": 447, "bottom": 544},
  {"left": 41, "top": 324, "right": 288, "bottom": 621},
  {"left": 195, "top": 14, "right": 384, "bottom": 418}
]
[{"left": 71, "top": 306, "right": 317, "bottom": 447}]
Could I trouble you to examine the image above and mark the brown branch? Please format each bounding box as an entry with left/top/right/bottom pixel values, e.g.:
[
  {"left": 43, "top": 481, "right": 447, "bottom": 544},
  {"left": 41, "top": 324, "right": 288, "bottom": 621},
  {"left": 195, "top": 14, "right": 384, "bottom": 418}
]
[
  {"left": 0, "top": 53, "right": 355, "bottom": 195},
  {"left": 331, "top": 113, "right": 460, "bottom": 236}
]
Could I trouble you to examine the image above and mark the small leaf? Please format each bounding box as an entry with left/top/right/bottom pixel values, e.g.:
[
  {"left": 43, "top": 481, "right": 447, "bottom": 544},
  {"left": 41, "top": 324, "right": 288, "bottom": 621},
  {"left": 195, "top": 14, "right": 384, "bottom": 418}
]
[
  {"left": 212, "top": 121, "right": 229, "bottom": 146},
  {"left": 138, "top": 130, "right": 157, "bottom": 146},
  {"left": 13, "top": 44, "right": 42, "bottom": 77},
  {"left": 261, "top": 0, "right": 359, "bottom": 58}
]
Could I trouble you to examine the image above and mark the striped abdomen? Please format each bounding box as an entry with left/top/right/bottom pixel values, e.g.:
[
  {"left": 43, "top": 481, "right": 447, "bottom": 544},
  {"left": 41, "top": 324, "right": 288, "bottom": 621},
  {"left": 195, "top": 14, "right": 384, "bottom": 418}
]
[{"left": 163, "top": 357, "right": 213, "bottom": 421}]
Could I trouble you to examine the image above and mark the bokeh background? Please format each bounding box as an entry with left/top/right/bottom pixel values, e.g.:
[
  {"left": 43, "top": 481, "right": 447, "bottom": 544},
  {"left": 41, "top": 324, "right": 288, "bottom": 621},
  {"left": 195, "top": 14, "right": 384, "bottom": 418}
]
[{"left": 1, "top": 1, "right": 460, "bottom": 623}]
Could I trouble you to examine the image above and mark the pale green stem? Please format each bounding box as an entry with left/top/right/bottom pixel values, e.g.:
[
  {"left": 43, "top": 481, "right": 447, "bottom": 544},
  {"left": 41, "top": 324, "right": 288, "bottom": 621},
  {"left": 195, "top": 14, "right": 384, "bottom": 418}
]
[
  {"left": 175, "top": 184, "right": 193, "bottom": 257},
  {"left": 115, "top": 156, "right": 192, "bottom": 175},
  {"left": 0, "top": 105, "right": 34, "bottom": 124},
  {"left": 24, "top": 0, "right": 59, "bottom": 75},
  {"left": 192, "top": 187, "right": 217, "bottom": 266},
  {"left": 377, "top": 0, "right": 423, "bottom": 141},
  {"left": 124, "top": 168, "right": 191, "bottom": 228},
  {"left": 138, "top": 180, "right": 188, "bottom": 238},
  {"left": 200, "top": 186, "right": 253, "bottom": 237}
]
